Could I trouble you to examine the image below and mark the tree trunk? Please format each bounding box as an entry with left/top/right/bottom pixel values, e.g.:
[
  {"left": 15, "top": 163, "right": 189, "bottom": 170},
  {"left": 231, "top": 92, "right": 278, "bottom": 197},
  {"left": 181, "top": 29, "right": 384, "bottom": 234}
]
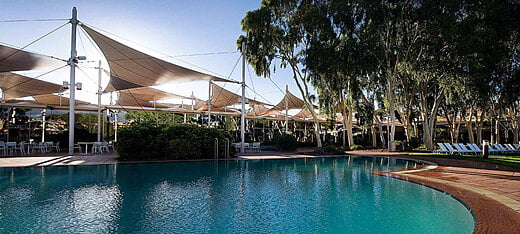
[
  {"left": 388, "top": 81, "right": 396, "bottom": 151},
  {"left": 371, "top": 125, "right": 377, "bottom": 148},
  {"left": 455, "top": 112, "right": 461, "bottom": 143},
  {"left": 419, "top": 85, "right": 442, "bottom": 151},
  {"left": 514, "top": 127, "right": 519, "bottom": 144},
  {"left": 346, "top": 101, "right": 355, "bottom": 147},
  {"left": 376, "top": 116, "right": 386, "bottom": 147},
  {"left": 341, "top": 95, "right": 348, "bottom": 149},
  {"left": 465, "top": 109, "right": 475, "bottom": 143}
]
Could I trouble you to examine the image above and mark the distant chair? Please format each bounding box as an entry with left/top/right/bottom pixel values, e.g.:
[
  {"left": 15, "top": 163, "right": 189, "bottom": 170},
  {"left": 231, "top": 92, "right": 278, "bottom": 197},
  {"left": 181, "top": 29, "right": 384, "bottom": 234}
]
[
  {"left": 101, "top": 142, "right": 110, "bottom": 153},
  {"left": 52, "top": 142, "right": 61, "bottom": 152},
  {"left": 44, "top": 142, "right": 54, "bottom": 152},
  {"left": 92, "top": 142, "right": 103, "bottom": 154},
  {"left": 14, "top": 142, "right": 26, "bottom": 155},
  {"left": 108, "top": 141, "right": 115, "bottom": 151},
  {"left": 6, "top": 142, "right": 17, "bottom": 154},
  {"left": 73, "top": 144, "right": 82, "bottom": 153},
  {"left": 251, "top": 142, "right": 261, "bottom": 152},
  {"left": 0, "top": 142, "right": 7, "bottom": 156},
  {"left": 32, "top": 142, "right": 46, "bottom": 153}
]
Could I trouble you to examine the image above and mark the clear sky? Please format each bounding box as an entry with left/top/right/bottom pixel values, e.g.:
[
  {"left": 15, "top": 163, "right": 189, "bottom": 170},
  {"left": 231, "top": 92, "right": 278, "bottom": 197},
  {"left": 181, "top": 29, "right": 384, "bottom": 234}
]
[{"left": 0, "top": 0, "right": 316, "bottom": 107}]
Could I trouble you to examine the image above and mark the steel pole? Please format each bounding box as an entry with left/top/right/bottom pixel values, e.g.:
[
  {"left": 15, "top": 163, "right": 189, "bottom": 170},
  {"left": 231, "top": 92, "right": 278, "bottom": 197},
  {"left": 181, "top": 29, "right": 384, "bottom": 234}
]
[
  {"left": 68, "top": 7, "right": 78, "bottom": 155},
  {"left": 240, "top": 41, "right": 246, "bottom": 153},
  {"left": 285, "top": 85, "right": 289, "bottom": 132},
  {"left": 97, "top": 60, "right": 102, "bottom": 142},
  {"left": 207, "top": 79, "right": 212, "bottom": 126},
  {"left": 41, "top": 109, "right": 46, "bottom": 142}
]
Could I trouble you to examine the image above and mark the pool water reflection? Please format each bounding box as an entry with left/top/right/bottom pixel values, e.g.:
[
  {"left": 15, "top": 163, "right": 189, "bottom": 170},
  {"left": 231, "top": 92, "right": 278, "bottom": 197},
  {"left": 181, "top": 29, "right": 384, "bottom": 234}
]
[{"left": 0, "top": 156, "right": 475, "bottom": 233}]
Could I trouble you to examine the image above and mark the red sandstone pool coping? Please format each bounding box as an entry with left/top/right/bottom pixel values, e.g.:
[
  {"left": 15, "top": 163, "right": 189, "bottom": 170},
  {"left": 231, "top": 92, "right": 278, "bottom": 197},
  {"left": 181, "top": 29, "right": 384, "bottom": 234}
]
[{"left": 1, "top": 150, "right": 519, "bottom": 233}]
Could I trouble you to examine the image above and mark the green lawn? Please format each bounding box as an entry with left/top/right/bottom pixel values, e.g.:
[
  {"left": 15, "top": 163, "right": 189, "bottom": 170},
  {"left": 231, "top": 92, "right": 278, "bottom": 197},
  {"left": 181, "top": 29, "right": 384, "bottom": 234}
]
[{"left": 408, "top": 153, "right": 520, "bottom": 169}]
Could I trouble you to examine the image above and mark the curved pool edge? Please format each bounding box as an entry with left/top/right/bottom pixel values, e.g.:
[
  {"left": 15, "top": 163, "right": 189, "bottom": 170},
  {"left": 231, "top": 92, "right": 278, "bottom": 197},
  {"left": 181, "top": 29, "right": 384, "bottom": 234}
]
[{"left": 369, "top": 156, "right": 520, "bottom": 234}]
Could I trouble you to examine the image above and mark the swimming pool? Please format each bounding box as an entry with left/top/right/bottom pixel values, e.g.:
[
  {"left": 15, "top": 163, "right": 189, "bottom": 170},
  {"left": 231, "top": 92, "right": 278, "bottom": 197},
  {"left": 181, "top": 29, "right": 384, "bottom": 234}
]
[{"left": 0, "top": 156, "right": 474, "bottom": 233}]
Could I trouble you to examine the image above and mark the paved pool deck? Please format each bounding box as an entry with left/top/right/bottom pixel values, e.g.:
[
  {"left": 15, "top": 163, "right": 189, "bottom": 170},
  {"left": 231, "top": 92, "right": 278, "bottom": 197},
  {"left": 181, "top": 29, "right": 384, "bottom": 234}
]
[{"left": 0, "top": 149, "right": 519, "bottom": 233}]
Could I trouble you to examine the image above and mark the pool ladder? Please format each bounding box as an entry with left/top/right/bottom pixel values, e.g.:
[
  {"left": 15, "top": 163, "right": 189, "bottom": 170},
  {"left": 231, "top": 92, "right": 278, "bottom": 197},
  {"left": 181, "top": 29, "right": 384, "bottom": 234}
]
[{"left": 214, "top": 138, "right": 230, "bottom": 160}]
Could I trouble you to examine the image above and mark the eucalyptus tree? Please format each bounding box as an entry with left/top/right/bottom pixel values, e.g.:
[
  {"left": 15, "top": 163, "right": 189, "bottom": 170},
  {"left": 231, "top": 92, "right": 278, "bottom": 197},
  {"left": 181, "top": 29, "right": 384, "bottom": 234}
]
[
  {"left": 238, "top": 0, "right": 330, "bottom": 147},
  {"left": 450, "top": 0, "right": 519, "bottom": 144},
  {"left": 303, "top": 0, "right": 367, "bottom": 149}
]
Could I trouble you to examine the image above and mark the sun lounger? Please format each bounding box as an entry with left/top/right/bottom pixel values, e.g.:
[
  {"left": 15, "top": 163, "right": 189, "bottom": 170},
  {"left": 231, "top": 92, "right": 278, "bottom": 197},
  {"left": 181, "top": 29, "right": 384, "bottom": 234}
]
[
  {"left": 454, "top": 143, "right": 480, "bottom": 155},
  {"left": 494, "top": 144, "right": 515, "bottom": 154},
  {"left": 504, "top": 144, "right": 520, "bottom": 152},
  {"left": 468, "top": 143, "right": 482, "bottom": 152},
  {"left": 435, "top": 143, "right": 450, "bottom": 154},
  {"left": 443, "top": 143, "right": 461, "bottom": 155}
]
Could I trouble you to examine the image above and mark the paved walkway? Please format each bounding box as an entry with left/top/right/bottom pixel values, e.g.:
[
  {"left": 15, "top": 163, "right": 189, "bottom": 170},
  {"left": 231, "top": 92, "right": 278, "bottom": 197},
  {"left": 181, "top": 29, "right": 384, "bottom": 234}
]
[{"left": 0, "top": 153, "right": 118, "bottom": 167}]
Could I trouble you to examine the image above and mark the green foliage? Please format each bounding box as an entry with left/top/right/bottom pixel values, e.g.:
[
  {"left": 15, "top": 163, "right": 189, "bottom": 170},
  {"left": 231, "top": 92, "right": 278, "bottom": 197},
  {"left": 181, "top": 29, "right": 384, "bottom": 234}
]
[
  {"left": 272, "top": 133, "right": 298, "bottom": 150},
  {"left": 241, "top": 0, "right": 519, "bottom": 150},
  {"left": 349, "top": 145, "right": 364, "bottom": 151},
  {"left": 117, "top": 123, "right": 233, "bottom": 160},
  {"left": 315, "top": 145, "right": 346, "bottom": 155},
  {"left": 125, "top": 111, "right": 184, "bottom": 125}
]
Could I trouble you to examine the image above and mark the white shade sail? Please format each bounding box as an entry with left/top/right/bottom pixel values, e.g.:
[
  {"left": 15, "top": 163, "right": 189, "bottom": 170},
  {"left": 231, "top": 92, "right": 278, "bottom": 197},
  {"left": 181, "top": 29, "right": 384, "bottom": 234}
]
[
  {"left": 0, "top": 44, "right": 64, "bottom": 72},
  {"left": 246, "top": 104, "right": 284, "bottom": 117},
  {"left": 33, "top": 94, "right": 90, "bottom": 106},
  {"left": 117, "top": 87, "right": 190, "bottom": 108},
  {"left": 81, "top": 25, "right": 237, "bottom": 92},
  {"left": 273, "top": 90, "right": 306, "bottom": 110},
  {"left": 0, "top": 72, "right": 63, "bottom": 100},
  {"left": 208, "top": 83, "right": 269, "bottom": 109}
]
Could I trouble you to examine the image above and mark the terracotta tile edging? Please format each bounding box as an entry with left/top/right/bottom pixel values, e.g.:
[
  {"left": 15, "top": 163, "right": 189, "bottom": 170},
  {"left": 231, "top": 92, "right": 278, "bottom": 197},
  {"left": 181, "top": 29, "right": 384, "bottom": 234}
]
[{"left": 372, "top": 157, "right": 520, "bottom": 234}]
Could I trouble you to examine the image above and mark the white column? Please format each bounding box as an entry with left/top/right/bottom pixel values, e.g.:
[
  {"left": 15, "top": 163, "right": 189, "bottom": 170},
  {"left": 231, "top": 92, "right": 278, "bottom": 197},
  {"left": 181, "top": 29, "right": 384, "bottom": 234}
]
[
  {"left": 97, "top": 60, "right": 102, "bottom": 142},
  {"left": 114, "top": 111, "right": 118, "bottom": 142},
  {"left": 41, "top": 109, "right": 46, "bottom": 142},
  {"left": 285, "top": 85, "right": 289, "bottom": 132},
  {"left": 68, "top": 7, "right": 78, "bottom": 156},
  {"left": 207, "top": 79, "right": 212, "bottom": 126},
  {"left": 240, "top": 41, "right": 246, "bottom": 153}
]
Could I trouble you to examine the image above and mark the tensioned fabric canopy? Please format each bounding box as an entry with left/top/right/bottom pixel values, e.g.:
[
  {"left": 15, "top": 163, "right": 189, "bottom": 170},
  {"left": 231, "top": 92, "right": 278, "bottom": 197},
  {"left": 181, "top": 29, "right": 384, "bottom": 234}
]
[
  {"left": 273, "top": 90, "right": 306, "bottom": 110},
  {"left": 117, "top": 87, "right": 190, "bottom": 108},
  {"left": 246, "top": 104, "right": 284, "bottom": 117},
  {"left": 0, "top": 45, "right": 64, "bottom": 72},
  {"left": 209, "top": 83, "right": 269, "bottom": 109},
  {"left": 0, "top": 72, "right": 63, "bottom": 100},
  {"left": 81, "top": 25, "right": 237, "bottom": 92},
  {"left": 33, "top": 94, "right": 90, "bottom": 106},
  {"left": 293, "top": 108, "right": 326, "bottom": 120}
]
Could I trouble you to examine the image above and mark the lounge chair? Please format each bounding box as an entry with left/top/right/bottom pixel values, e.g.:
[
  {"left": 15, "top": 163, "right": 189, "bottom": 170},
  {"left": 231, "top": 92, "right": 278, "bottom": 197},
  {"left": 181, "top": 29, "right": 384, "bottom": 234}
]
[
  {"left": 443, "top": 143, "right": 461, "bottom": 155},
  {"left": 468, "top": 143, "right": 482, "bottom": 153},
  {"left": 435, "top": 143, "right": 450, "bottom": 154},
  {"left": 494, "top": 144, "right": 514, "bottom": 154},
  {"left": 487, "top": 144, "right": 502, "bottom": 155},
  {"left": 504, "top": 144, "right": 520, "bottom": 153},
  {"left": 454, "top": 143, "right": 480, "bottom": 155}
]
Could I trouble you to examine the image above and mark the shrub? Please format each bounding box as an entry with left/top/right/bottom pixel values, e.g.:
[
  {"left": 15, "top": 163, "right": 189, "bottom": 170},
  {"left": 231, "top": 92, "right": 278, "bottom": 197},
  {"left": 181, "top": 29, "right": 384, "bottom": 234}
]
[
  {"left": 273, "top": 133, "right": 298, "bottom": 150},
  {"left": 349, "top": 145, "right": 364, "bottom": 151},
  {"left": 315, "top": 145, "right": 346, "bottom": 155},
  {"left": 117, "top": 123, "right": 233, "bottom": 161}
]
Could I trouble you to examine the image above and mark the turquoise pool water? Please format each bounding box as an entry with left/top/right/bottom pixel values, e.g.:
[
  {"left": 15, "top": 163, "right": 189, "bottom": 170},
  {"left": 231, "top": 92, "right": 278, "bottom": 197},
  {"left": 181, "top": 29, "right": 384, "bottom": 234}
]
[{"left": 0, "top": 156, "right": 474, "bottom": 233}]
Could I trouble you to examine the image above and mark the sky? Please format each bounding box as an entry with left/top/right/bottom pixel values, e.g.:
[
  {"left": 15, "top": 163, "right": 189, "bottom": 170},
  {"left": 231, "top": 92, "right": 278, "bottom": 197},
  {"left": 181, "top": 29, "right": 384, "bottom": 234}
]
[{"left": 0, "top": 0, "right": 316, "bottom": 107}]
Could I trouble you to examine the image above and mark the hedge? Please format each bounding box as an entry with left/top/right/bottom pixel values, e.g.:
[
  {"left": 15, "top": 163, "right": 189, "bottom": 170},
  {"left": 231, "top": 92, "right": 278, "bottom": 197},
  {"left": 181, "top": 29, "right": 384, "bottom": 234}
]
[{"left": 116, "top": 123, "right": 234, "bottom": 160}]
